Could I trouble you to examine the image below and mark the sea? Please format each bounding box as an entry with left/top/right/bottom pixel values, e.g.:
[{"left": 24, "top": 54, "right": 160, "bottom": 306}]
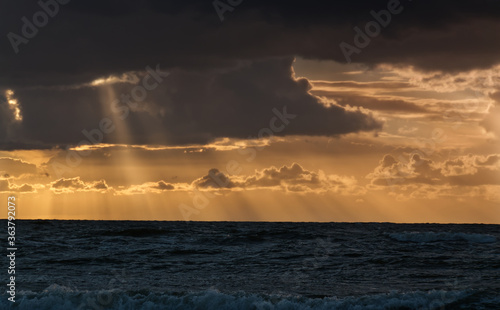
[{"left": 1, "top": 220, "right": 499, "bottom": 309}]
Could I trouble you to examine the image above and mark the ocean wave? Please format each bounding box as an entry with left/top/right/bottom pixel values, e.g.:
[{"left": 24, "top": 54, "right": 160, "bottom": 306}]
[
  {"left": 389, "top": 232, "right": 496, "bottom": 243},
  {"left": 2, "top": 286, "right": 472, "bottom": 310}
]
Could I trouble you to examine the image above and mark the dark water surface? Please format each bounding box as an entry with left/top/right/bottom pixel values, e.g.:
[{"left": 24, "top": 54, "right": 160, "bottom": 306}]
[{"left": 2, "top": 220, "right": 499, "bottom": 309}]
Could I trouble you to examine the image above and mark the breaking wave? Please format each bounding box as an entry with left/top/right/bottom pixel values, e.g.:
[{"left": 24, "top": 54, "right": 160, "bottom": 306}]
[{"left": 2, "top": 286, "right": 473, "bottom": 310}]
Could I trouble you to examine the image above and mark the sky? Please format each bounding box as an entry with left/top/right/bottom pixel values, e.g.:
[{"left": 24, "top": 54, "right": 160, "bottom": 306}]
[{"left": 0, "top": 0, "right": 499, "bottom": 222}]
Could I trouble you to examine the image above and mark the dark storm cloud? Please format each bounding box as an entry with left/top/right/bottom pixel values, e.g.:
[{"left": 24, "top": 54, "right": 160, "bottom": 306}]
[
  {"left": 8, "top": 57, "right": 382, "bottom": 147},
  {"left": 0, "top": 92, "right": 21, "bottom": 141},
  {"left": 2, "top": 0, "right": 500, "bottom": 88},
  {"left": 2, "top": 0, "right": 500, "bottom": 148}
]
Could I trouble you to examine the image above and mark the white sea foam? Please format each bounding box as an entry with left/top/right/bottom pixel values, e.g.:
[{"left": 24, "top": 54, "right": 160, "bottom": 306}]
[
  {"left": 4, "top": 288, "right": 472, "bottom": 310},
  {"left": 389, "top": 232, "right": 496, "bottom": 243}
]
